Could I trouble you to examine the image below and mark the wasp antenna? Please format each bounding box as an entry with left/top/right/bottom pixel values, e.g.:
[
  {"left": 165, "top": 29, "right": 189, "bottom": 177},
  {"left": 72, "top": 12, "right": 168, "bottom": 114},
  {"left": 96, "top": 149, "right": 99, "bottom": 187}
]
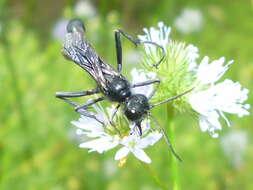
[
  {"left": 67, "top": 18, "right": 86, "bottom": 33},
  {"left": 150, "top": 87, "right": 195, "bottom": 109},
  {"left": 149, "top": 113, "right": 183, "bottom": 162}
]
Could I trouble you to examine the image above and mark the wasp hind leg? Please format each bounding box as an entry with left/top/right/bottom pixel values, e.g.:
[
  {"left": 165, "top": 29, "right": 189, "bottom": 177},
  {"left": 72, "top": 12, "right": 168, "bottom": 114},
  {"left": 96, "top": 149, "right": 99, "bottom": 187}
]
[
  {"left": 59, "top": 96, "right": 105, "bottom": 124},
  {"left": 56, "top": 89, "right": 105, "bottom": 124}
]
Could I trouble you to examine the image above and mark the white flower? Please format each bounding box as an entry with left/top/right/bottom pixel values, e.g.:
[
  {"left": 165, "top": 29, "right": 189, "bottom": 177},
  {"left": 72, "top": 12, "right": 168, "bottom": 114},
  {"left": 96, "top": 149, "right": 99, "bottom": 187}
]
[
  {"left": 174, "top": 8, "right": 203, "bottom": 34},
  {"left": 71, "top": 103, "right": 163, "bottom": 164},
  {"left": 115, "top": 131, "right": 162, "bottom": 163},
  {"left": 71, "top": 105, "right": 120, "bottom": 153},
  {"left": 196, "top": 56, "right": 233, "bottom": 85},
  {"left": 131, "top": 68, "right": 156, "bottom": 97},
  {"left": 138, "top": 21, "right": 171, "bottom": 55},
  {"left": 138, "top": 22, "right": 200, "bottom": 74},
  {"left": 52, "top": 19, "right": 69, "bottom": 40},
  {"left": 190, "top": 58, "right": 250, "bottom": 137},
  {"left": 74, "top": 0, "right": 97, "bottom": 18},
  {"left": 137, "top": 21, "right": 250, "bottom": 138},
  {"left": 221, "top": 130, "right": 248, "bottom": 169},
  {"left": 186, "top": 44, "right": 200, "bottom": 71}
]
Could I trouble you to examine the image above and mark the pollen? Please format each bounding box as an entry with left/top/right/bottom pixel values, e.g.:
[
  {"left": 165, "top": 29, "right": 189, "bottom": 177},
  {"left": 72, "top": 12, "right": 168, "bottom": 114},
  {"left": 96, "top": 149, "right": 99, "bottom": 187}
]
[{"left": 118, "top": 157, "right": 128, "bottom": 167}]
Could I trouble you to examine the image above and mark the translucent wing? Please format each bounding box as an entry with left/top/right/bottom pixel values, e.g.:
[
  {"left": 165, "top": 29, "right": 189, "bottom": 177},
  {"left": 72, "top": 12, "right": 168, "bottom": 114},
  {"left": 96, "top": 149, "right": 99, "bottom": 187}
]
[{"left": 62, "top": 30, "right": 121, "bottom": 90}]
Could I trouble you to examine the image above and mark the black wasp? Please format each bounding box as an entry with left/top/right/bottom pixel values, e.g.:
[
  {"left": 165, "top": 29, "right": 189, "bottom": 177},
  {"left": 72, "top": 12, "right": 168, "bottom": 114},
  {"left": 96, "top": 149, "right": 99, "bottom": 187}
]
[{"left": 56, "top": 19, "right": 191, "bottom": 161}]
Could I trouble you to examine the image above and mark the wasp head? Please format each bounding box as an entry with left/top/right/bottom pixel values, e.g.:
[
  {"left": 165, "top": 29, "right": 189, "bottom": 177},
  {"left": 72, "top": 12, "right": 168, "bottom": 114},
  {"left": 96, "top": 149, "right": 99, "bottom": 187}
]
[
  {"left": 67, "top": 18, "right": 86, "bottom": 33},
  {"left": 124, "top": 94, "right": 150, "bottom": 122}
]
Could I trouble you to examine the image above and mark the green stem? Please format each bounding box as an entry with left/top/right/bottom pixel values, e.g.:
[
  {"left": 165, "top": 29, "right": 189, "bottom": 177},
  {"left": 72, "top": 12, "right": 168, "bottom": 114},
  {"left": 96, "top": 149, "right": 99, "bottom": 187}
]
[
  {"left": 167, "top": 105, "right": 180, "bottom": 190},
  {"left": 140, "top": 162, "right": 170, "bottom": 190}
]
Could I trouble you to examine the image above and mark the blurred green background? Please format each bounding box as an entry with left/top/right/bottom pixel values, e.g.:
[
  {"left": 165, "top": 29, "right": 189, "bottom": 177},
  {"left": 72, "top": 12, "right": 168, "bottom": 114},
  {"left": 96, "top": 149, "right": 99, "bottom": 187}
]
[{"left": 1, "top": 0, "right": 253, "bottom": 190}]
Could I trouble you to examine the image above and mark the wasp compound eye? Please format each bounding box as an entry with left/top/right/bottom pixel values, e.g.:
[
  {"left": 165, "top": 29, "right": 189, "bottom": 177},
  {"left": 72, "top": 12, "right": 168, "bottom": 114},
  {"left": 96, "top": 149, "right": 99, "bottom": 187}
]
[{"left": 67, "top": 18, "right": 86, "bottom": 33}]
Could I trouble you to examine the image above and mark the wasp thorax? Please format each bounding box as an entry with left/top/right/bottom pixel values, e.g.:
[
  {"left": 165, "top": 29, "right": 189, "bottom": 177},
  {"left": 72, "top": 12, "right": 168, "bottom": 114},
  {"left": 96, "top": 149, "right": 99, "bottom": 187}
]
[
  {"left": 106, "top": 77, "right": 131, "bottom": 102},
  {"left": 124, "top": 94, "right": 149, "bottom": 121},
  {"left": 67, "top": 18, "right": 86, "bottom": 33}
]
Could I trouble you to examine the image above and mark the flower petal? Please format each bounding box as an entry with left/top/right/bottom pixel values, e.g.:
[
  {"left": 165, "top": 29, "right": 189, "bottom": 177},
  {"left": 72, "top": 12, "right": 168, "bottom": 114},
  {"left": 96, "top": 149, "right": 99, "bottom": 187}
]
[
  {"left": 132, "top": 149, "right": 151, "bottom": 163},
  {"left": 197, "top": 56, "right": 233, "bottom": 84},
  {"left": 138, "top": 131, "right": 162, "bottom": 149},
  {"left": 131, "top": 69, "right": 156, "bottom": 97},
  {"left": 115, "top": 147, "right": 130, "bottom": 160},
  {"left": 80, "top": 136, "right": 119, "bottom": 153}
]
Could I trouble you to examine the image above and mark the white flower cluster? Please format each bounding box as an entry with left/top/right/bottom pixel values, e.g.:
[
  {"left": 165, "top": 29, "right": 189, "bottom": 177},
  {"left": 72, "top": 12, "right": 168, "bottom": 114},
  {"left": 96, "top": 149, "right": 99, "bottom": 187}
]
[
  {"left": 52, "top": 19, "right": 69, "bottom": 40},
  {"left": 71, "top": 70, "right": 162, "bottom": 164},
  {"left": 74, "top": 0, "right": 97, "bottom": 18},
  {"left": 72, "top": 105, "right": 162, "bottom": 164},
  {"left": 174, "top": 8, "right": 203, "bottom": 34},
  {"left": 138, "top": 22, "right": 171, "bottom": 56},
  {"left": 138, "top": 22, "right": 250, "bottom": 138},
  {"left": 220, "top": 130, "right": 248, "bottom": 169}
]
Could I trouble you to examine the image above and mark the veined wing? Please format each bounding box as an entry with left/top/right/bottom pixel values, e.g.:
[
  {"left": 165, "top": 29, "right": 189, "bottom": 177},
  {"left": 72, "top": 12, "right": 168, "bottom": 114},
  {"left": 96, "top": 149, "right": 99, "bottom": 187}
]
[{"left": 62, "top": 30, "right": 121, "bottom": 89}]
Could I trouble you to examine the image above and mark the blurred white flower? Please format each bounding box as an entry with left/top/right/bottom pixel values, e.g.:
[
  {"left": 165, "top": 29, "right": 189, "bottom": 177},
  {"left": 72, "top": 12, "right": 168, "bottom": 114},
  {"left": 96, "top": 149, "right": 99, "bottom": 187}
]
[
  {"left": 190, "top": 58, "right": 250, "bottom": 137},
  {"left": 103, "top": 159, "right": 118, "bottom": 177},
  {"left": 174, "top": 8, "right": 203, "bottom": 34},
  {"left": 71, "top": 105, "right": 120, "bottom": 153},
  {"left": 221, "top": 130, "right": 248, "bottom": 169},
  {"left": 52, "top": 18, "right": 69, "bottom": 40},
  {"left": 131, "top": 68, "right": 156, "bottom": 97},
  {"left": 138, "top": 22, "right": 171, "bottom": 56},
  {"left": 74, "top": 0, "right": 97, "bottom": 18},
  {"left": 124, "top": 50, "right": 142, "bottom": 65},
  {"left": 115, "top": 131, "right": 162, "bottom": 163}
]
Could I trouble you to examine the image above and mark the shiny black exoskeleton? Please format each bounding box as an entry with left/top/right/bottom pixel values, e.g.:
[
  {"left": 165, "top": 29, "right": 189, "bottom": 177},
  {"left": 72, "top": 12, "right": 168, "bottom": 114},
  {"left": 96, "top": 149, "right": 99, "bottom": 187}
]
[
  {"left": 105, "top": 77, "right": 131, "bottom": 102},
  {"left": 56, "top": 18, "right": 162, "bottom": 134},
  {"left": 124, "top": 94, "right": 149, "bottom": 122},
  {"left": 56, "top": 19, "right": 192, "bottom": 161}
]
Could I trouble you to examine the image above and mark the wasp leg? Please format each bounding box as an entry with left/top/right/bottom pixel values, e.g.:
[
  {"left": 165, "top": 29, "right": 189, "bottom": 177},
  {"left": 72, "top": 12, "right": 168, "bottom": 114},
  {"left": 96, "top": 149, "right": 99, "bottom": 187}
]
[
  {"left": 115, "top": 30, "right": 165, "bottom": 70},
  {"left": 149, "top": 87, "right": 194, "bottom": 109},
  {"left": 77, "top": 109, "right": 104, "bottom": 125},
  {"left": 108, "top": 104, "right": 122, "bottom": 136},
  {"left": 56, "top": 89, "right": 99, "bottom": 98},
  {"left": 114, "top": 30, "right": 143, "bottom": 73},
  {"left": 59, "top": 96, "right": 105, "bottom": 124},
  {"left": 75, "top": 97, "right": 105, "bottom": 111},
  {"left": 110, "top": 104, "right": 121, "bottom": 123},
  {"left": 141, "top": 41, "right": 165, "bottom": 68},
  {"left": 114, "top": 31, "right": 123, "bottom": 73},
  {"left": 131, "top": 79, "right": 160, "bottom": 99},
  {"left": 132, "top": 79, "right": 160, "bottom": 88}
]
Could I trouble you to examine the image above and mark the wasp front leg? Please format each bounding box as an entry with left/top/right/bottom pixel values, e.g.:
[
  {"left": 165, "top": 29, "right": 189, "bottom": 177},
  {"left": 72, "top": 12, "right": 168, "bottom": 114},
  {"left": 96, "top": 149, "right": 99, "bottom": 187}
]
[
  {"left": 114, "top": 30, "right": 165, "bottom": 71},
  {"left": 131, "top": 79, "right": 160, "bottom": 99}
]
